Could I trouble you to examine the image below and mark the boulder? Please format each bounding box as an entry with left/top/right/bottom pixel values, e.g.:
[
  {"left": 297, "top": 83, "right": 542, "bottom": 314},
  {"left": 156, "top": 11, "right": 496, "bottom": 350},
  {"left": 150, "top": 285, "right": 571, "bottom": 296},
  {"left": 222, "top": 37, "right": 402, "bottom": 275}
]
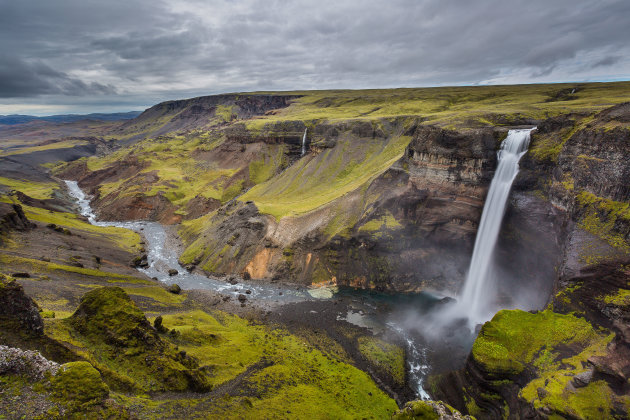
[{"left": 167, "top": 284, "right": 181, "bottom": 294}]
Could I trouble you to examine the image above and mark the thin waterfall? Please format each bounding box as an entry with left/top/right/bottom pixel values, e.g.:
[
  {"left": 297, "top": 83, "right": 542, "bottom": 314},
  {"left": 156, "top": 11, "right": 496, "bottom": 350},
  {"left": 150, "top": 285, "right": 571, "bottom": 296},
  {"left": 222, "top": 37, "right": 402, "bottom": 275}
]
[
  {"left": 458, "top": 128, "right": 535, "bottom": 325},
  {"left": 301, "top": 128, "right": 307, "bottom": 156}
]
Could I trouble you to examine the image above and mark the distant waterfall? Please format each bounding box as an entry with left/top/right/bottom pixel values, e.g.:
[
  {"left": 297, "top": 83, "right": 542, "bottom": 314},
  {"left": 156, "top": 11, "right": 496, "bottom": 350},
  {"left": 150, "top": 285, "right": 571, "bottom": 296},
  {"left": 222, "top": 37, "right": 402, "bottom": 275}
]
[
  {"left": 301, "top": 128, "right": 307, "bottom": 156},
  {"left": 458, "top": 128, "right": 535, "bottom": 324}
]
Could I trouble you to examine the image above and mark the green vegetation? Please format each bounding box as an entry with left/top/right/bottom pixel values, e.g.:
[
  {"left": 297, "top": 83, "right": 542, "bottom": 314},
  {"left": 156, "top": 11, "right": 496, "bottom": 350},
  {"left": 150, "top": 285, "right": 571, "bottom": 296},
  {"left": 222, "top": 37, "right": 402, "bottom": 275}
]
[
  {"left": 46, "top": 287, "right": 211, "bottom": 393},
  {"left": 472, "top": 310, "right": 600, "bottom": 375},
  {"left": 21, "top": 203, "right": 141, "bottom": 252},
  {"left": 121, "top": 285, "right": 187, "bottom": 306},
  {"left": 468, "top": 308, "right": 630, "bottom": 418},
  {"left": 0, "top": 253, "right": 142, "bottom": 282},
  {"left": 519, "top": 334, "right": 621, "bottom": 419},
  {"left": 38, "top": 288, "right": 398, "bottom": 418},
  {"left": 603, "top": 288, "right": 630, "bottom": 306},
  {"left": 576, "top": 190, "right": 630, "bottom": 251},
  {"left": 0, "top": 177, "right": 60, "bottom": 200},
  {"left": 49, "top": 361, "right": 110, "bottom": 409},
  {"left": 246, "top": 82, "right": 630, "bottom": 130},
  {"left": 392, "top": 400, "right": 470, "bottom": 420},
  {"left": 0, "top": 139, "right": 89, "bottom": 157},
  {"left": 358, "top": 210, "right": 403, "bottom": 239},
  {"left": 154, "top": 309, "right": 398, "bottom": 419},
  {"left": 357, "top": 336, "right": 406, "bottom": 386},
  {"left": 242, "top": 134, "right": 411, "bottom": 219}
]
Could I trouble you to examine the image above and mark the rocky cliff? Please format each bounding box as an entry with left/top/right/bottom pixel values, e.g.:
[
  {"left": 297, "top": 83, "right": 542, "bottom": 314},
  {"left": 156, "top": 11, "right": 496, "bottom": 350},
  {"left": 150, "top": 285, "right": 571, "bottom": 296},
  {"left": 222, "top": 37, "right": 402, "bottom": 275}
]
[{"left": 429, "top": 103, "right": 630, "bottom": 419}]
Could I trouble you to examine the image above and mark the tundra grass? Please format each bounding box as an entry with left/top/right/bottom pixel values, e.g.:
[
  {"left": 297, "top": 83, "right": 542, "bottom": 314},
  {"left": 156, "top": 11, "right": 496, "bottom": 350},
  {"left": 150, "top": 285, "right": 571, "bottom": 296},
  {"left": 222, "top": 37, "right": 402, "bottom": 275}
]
[
  {"left": 19, "top": 204, "right": 142, "bottom": 253},
  {"left": 0, "top": 177, "right": 60, "bottom": 200},
  {"left": 472, "top": 309, "right": 601, "bottom": 375},
  {"left": 121, "top": 286, "right": 186, "bottom": 306},
  {"left": 0, "top": 139, "right": 89, "bottom": 157},
  {"left": 0, "top": 253, "right": 142, "bottom": 282},
  {"left": 245, "top": 82, "right": 630, "bottom": 130},
  {"left": 357, "top": 336, "right": 406, "bottom": 386}
]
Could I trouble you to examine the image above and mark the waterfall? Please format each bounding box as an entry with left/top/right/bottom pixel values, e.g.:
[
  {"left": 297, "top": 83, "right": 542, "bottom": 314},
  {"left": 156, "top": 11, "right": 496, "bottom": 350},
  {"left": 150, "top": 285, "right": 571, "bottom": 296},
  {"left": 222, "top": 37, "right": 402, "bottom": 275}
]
[
  {"left": 301, "top": 128, "right": 307, "bottom": 156},
  {"left": 457, "top": 128, "right": 535, "bottom": 325}
]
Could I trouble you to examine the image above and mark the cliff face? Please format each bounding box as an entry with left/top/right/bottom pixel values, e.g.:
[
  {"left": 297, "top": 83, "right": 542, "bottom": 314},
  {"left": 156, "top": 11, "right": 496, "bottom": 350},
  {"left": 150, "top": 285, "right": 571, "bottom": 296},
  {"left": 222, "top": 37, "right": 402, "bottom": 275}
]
[
  {"left": 174, "top": 123, "right": 504, "bottom": 292},
  {"left": 430, "top": 104, "right": 630, "bottom": 419}
]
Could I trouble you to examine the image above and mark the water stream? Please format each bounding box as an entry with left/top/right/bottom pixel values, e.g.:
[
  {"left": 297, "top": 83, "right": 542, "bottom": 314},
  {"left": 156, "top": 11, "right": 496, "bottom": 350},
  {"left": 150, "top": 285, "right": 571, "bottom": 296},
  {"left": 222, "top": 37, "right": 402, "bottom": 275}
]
[
  {"left": 64, "top": 180, "right": 310, "bottom": 304},
  {"left": 301, "top": 128, "right": 307, "bottom": 156}
]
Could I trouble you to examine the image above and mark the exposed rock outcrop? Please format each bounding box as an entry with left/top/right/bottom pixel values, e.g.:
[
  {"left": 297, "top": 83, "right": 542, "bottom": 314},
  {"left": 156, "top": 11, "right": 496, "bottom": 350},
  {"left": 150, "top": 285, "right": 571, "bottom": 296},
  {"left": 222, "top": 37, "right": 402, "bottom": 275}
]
[
  {"left": 393, "top": 400, "right": 475, "bottom": 419},
  {"left": 0, "top": 274, "right": 44, "bottom": 334}
]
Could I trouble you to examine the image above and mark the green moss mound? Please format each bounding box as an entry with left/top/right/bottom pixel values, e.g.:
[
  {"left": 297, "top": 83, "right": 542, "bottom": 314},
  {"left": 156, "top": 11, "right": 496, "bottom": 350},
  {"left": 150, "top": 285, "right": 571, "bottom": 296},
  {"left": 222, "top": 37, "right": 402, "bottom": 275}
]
[
  {"left": 51, "top": 287, "right": 211, "bottom": 393},
  {"left": 357, "top": 336, "right": 406, "bottom": 386},
  {"left": 49, "top": 361, "right": 109, "bottom": 408},
  {"left": 472, "top": 309, "right": 599, "bottom": 376}
]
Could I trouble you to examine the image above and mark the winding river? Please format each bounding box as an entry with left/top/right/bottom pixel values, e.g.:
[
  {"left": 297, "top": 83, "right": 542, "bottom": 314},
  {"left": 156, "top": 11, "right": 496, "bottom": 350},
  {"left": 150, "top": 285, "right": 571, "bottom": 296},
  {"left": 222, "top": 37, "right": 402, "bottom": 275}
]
[{"left": 64, "top": 180, "right": 311, "bottom": 304}]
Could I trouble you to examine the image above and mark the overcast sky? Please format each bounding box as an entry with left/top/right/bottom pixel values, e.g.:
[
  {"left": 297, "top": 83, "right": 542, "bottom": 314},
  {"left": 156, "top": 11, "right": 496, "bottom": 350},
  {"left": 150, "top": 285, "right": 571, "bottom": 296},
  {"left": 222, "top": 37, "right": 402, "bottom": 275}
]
[{"left": 1, "top": 0, "right": 629, "bottom": 115}]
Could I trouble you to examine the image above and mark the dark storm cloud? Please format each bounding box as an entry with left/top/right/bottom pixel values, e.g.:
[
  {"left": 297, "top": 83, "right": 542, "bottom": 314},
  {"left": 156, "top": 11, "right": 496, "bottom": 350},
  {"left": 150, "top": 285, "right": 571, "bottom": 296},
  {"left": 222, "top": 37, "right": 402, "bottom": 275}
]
[
  {"left": 0, "top": 56, "right": 116, "bottom": 97},
  {"left": 1, "top": 0, "right": 629, "bottom": 113},
  {"left": 593, "top": 56, "right": 621, "bottom": 68}
]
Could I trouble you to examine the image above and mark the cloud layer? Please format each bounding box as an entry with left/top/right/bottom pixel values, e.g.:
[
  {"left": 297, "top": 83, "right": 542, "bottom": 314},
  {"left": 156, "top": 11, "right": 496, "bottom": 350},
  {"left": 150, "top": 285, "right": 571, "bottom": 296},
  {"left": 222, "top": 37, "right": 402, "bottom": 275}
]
[{"left": 1, "top": 0, "right": 629, "bottom": 114}]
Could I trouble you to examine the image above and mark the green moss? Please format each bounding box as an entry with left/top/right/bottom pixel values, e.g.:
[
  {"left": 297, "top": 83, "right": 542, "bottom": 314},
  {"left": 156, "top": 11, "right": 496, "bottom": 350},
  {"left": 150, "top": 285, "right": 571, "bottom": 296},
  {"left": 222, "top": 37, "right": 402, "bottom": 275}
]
[
  {"left": 0, "top": 253, "right": 144, "bottom": 282},
  {"left": 520, "top": 330, "right": 619, "bottom": 419},
  {"left": 576, "top": 191, "right": 630, "bottom": 251},
  {"left": 242, "top": 133, "right": 411, "bottom": 220},
  {"left": 214, "top": 104, "right": 235, "bottom": 122},
  {"left": 155, "top": 309, "right": 398, "bottom": 418},
  {"left": 392, "top": 400, "right": 470, "bottom": 420},
  {"left": 357, "top": 336, "right": 405, "bottom": 386},
  {"left": 18, "top": 203, "right": 141, "bottom": 253},
  {"left": 358, "top": 210, "right": 403, "bottom": 239},
  {"left": 49, "top": 361, "right": 109, "bottom": 408},
  {"left": 248, "top": 144, "right": 286, "bottom": 184},
  {"left": 602, "top": 288, "right": 630, "bottom": 306},
  {"left": 472, "top": 310, "right": 600, "bottom": 375}
]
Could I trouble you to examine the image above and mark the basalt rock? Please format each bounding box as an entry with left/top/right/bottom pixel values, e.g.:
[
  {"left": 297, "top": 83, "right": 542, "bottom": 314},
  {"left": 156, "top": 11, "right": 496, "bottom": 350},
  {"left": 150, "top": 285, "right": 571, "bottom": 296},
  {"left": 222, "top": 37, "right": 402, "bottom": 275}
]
[
  {"left": 0, "top": 202, "right": 34, "bottom": 243},
  {"left": 0, "top": 275, "right": 44, "bottom": 335}
]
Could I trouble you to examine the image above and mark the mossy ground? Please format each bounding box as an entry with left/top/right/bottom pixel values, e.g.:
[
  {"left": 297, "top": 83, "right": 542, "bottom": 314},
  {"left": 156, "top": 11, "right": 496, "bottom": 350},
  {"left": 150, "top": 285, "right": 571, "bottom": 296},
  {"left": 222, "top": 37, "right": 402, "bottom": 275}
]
[
  {"left": 0, "top": 139, "right": 89, "bottom": 157},
  {"left": 469, "top": 309, "right": 630, "bottom": 418},
  {"left": 37, "top": 288, "right": 399, "bottom": 419},
  {"left": 472, "top": 310, "right": 601, "bottom": 376},
  {"left": 246, "top": 82, "right": 630, "bottom": 130}
]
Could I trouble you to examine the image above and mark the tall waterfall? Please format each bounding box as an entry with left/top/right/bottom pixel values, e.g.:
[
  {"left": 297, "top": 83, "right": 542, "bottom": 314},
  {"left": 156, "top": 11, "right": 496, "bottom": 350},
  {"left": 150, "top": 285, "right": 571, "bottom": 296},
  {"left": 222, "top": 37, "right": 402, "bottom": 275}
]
[
  {"left": 458, "top": 128, "right": 535, "bottom": 324},
  {"left": 301, "top": 128, "right": 307, "bottom": 156}
]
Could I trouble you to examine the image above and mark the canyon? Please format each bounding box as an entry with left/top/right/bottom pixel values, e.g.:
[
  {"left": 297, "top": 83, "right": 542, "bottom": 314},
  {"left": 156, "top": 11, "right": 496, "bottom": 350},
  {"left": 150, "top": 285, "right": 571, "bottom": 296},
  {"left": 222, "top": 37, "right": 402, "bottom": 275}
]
[{"left": 1, "top": 83, "right": 629, "bottom": 418}]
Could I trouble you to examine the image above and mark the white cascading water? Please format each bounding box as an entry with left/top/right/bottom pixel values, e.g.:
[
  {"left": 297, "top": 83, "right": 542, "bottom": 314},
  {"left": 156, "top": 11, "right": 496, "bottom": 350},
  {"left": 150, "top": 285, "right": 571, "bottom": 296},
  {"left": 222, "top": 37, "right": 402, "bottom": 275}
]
[
  {"left": 301, "top": 128, "right": 307, "bottom": 156},
  {"left": 457, "top": 128, "right": 535, "bottom": 325}
]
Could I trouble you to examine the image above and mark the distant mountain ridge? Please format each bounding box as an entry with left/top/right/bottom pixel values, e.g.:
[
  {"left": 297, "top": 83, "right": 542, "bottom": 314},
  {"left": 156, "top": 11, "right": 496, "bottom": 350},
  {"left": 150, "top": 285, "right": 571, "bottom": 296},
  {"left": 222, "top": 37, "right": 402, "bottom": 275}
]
[{"left": 0, "top": 111, "right": 142, "bottom": 125}]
